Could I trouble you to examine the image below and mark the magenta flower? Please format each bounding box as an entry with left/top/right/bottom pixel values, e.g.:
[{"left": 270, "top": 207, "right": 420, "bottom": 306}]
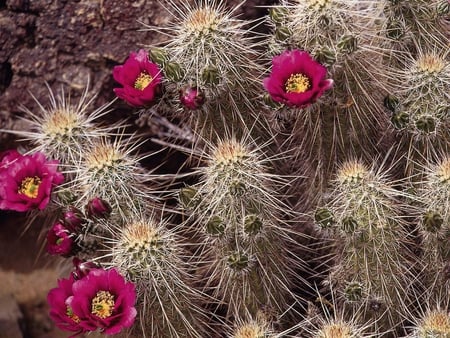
[
  {"left": 113, "top": 49, "right": 162, "bottom": 107},
  {"left": 47, "top": 275, "right": 87, "bottom": 336},
  {"left": 46, "top": 222, "right": 75, "bottom": 256},
  {"left": 0, "top": 151, "right": 64, "bottom": 212},
  {"left": 263, "top": 49, "right": 333, "bottom": 108},
  {"left": 69, "top": 268, "right": 137, "bottom": 335}
]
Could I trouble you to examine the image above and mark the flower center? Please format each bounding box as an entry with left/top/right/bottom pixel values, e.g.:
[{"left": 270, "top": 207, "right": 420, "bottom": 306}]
[
  {"left": 66, "top": 306, "right": 80, "bottom": 323},
  {"left": 56, "top": 237, "right": 65, "bottom": 245},
  {"left": 285, "top": 73, "right": 311, "bottom": 93},
  {"left": 18, "top": 176, "right": 41, "bottom": 198},
  {"left": 134, "top": 72, "right": 153, "bottom": 90},
  {"left": 91, "top": 290, "right": 115, "bottom": 319}
]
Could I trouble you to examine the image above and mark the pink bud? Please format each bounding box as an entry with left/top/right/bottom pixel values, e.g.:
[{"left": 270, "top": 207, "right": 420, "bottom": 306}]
[
  {"left": 61, "top": 206, "right": 84, "bottom": 232},
  {"left": 179, "top": 86, "right": 205, "bottom": 110},
  {"left": 85, "top": 197, "right": 112, "bottom": 219}
]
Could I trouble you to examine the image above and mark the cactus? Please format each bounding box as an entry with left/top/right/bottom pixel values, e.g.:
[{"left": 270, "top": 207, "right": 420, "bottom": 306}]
[
  {"left": 71, "top": 136, "right": 158, "bottom": 221},
  {"left": 108, "top": 214, "right": 212, "bottom": 337},
  {"left": 387, "top": 46, "right": 450, "bottom": 174},
  {"left": 179, "top": 136, "right": 302, "bottom": 318},
  {"left": 315, "top": 159, "right": 414, "bottom": 333},
  {"left": 141, "top": 0, "right": 265, "bottom": 138},
  {"left": 4, "top": 82, "right": 117, "bottom": 169}
]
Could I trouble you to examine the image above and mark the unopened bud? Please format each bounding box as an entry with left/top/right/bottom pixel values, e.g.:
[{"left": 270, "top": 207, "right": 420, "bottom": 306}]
[
  {"left": 165, "top": 62, "right": 185, "bottom": 82},
  {"left": 314, "top": 47, "right": 336, "bottom": 67},
  {"left": 386, "top": 19, "right": 404, "bottom": 39},
  {"left": 422, "top": 211, "right": 443, "bottom": 233},
  {"left": 383, "top": 94, "right": 400, "bottom": 112},
  {"left": 391, "top": 111, "right": 409, "bottom": 130},
  {"left": 72, "top": 257, "right": 101, "bottom": 280},
  {"left": 314, "top": 208, "right": 335, "bottom": 229},
  {"left": 437, "top": 0, "right": 450, "bottom": 15},
  {"left": 269, "top": 7, "right": 288, "bottom": 24},
  {"left": 415, "top": 115, "right": 436, "bottom": 133},
  {"left": 61, "top": 206, "right": 85, "bottom": 232},
  {"left": 86, "top": 197, "right": 112, "bottom": 219},
  {"left": 227, "top": 251, "right": 249, "bottom": 271},
  {"left": 202, "top": 66, "right": 220, "bottom": 85},
  {"left": 337, "top": 35, "right": 357, "bottom": 54},
  {"left": 149, "top": 48, "right": 169, "bottom": 65},
  {"left": 244, "top": 214, "right": 263, "bottom": 235},
  {"left": 206, "top": 215, "right": 225, "bottom": 235},
  {"left": 275, "top": 26, "right": 292, "bottom": 41},
  {"left": 179, "top": 86, "right": 205, "bottom": 110},
  {"left": 179, "top": 187, "right": 200, "bottom": 210}
]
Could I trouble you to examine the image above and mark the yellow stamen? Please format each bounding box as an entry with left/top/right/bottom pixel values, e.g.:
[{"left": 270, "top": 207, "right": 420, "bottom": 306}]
[
  {"left": 285, "top": 73, "right": 311, "bottom": 93},
  {"left": 18, "top": 176, "right": 41, "bottom": 198},
  {"left": 134, "top": 72, "right": 153, "bottom": 90},
  {"left": 66, "top": 306, "right": 80, "bottom": 323},
  {"left": 91, "top": 290, "right": 115, "bottom": 319}
]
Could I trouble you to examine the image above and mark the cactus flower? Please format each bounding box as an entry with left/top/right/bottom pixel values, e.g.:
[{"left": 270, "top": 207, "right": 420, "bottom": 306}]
[
  {"left": 113, "top": 49, "right": 162, "bottom": 107},
  {"left": 263, "top": 49, "right": 333, "bottom": 108},
  {"left": 69, "top": 268, "right": 137, "bottom": 335},
  {"left": 0, "top": 151, "right": 64, "bottom": 212}
]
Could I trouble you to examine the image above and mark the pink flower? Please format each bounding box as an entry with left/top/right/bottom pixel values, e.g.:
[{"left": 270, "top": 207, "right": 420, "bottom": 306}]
[
  {"left": 0, "top": 151, "right": 64, "bottom": 212},
  {"left": 113, "top": 49, "right": 162, "bottom": 107},
  {"left": 69, "top": 268, "right": 137, "bottom": 335},
  {"left": 263, "top": 49, "right": 333, "bottom": 108},
  {"left": 47, "top": 275, "right": 87, "bottom": 337},
  {"left": 46, "top": 222, "right": 75, "bottom": 257}
]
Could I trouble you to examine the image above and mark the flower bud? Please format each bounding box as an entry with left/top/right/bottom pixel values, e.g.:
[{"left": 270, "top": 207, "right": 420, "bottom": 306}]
[
  {"left": 202, "top": 66, "right": 220, "bottom": 85},
  {"left": 342, "top": 216, "right": 358, "bottom": 233},
  {"left": 383, "top": 94, "right": 400, "bottom": 112},
  {"left": 275, "top": 26, "right": 292, "bottom": 41},
  {"left": 244, "top": 214, "right": 263, "bottom": 235},
  {"left": 268, "top": 7, "right": 288, "bottom": 24},
  {"left": 179, "top": 186, "right": 200, "bottom": 210},
  {"left": 422, "top": 211, "right": 443, "bottom": 233},
  {"left": 179, "top": 86, "right": 205, "bottom": 110},
  {"left": 415, "top": 115, "right": 436, "bottom": 133},
  {"left": 386, "top": 19, "right": 404, "bottom": 39},
  {"left": 437, "top": 0, "right": 450, "bottom": 15},
  {"left": 164, "top": 62, "right": 185, "bottom": 82},
  {"left": 61, "top": 206, "right": 84, "bottom": 232},
  {"left": 206, "top": 215, "right": 225, "bottom": 235},
  {"left": 86, "top": 197, "right": 112, "bottom": 219},
  {"left": 344, "top": 281, "right": 363, "bottom": 302},
  {"left": 314, "top": 208, "right": 335, "bottom": 229},
  {"left": 337, "top": 35, "right": 357, "bottom": 54},
  {"left": 227, "top": 251, "right": 249, "bottom": 271},
  {"left": 149, "top": 48, "right": 169, "bottom": 65},
  {"left": 314, "top": 47, "right": 336, "bottom": 67},
  {"left": 391, "top": 111, "right": 409, "bottom": 129}
]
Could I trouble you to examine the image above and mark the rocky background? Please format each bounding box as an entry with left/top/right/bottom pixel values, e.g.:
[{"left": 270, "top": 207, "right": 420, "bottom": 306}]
[{"left": 0, "top": 0, "right": 273, "bottom": 337}]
